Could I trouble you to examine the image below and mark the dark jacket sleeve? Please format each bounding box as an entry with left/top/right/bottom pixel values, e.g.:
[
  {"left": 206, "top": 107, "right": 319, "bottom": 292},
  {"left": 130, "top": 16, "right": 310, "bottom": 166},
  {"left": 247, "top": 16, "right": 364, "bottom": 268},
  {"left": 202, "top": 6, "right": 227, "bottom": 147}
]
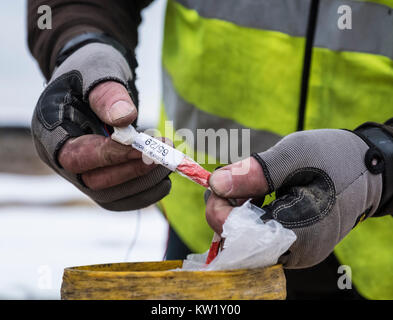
[
  {"left": 27, "top": 0, "right": 153, "bottom": 80},
  {"left": 355, "top": 118, "right": 393, "bottom": 217}
]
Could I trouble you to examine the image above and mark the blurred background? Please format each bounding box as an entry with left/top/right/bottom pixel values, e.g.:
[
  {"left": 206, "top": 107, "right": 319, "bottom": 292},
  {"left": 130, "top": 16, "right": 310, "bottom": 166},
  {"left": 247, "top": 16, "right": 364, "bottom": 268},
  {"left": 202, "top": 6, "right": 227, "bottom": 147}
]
[{"left": 0, "top": 0, "right": 168, "bottom": 299}]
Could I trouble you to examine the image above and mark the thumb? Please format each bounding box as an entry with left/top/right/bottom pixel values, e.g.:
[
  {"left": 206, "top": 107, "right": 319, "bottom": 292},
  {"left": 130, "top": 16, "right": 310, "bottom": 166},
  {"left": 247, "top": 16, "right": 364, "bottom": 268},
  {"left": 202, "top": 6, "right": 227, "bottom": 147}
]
[
  {"left": 209, "top": 157, "right": 269, "bottom": 198},
  {"left": 88, "top": 81, "right": 137, "bottom": 127}
]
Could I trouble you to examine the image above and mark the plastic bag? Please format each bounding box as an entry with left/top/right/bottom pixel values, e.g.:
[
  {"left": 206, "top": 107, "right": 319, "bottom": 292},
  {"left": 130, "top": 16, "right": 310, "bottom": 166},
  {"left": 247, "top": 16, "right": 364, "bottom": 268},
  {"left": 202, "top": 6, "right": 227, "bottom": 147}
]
[{"left": 179, "top": 200, "right": 297, "bottom": 271}]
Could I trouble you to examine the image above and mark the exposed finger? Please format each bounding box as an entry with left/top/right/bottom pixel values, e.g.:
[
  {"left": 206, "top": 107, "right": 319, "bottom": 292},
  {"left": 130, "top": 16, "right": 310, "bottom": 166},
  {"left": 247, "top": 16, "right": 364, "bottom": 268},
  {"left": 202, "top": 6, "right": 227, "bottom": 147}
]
[
  {"left": 81, "top": 158, "right": 157, "bottom": 190},
  {"left": 205, "top": 192, "right": 234, "bottom": 235},
  {"left": 58, "top": 135, "right": 142, "bottom": 173},
  {"left": 89, "top": 81, "right": 137, "bottom": 127},
  {"left": 208, "top": 157, "right": 269, "bottom": 199}
]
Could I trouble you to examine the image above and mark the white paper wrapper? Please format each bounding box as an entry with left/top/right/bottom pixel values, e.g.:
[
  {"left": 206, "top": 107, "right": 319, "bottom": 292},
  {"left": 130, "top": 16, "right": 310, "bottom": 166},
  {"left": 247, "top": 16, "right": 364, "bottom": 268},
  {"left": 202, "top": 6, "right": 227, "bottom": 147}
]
[{"left": 112, "top": 126, "right": 185, "bottom": 171}]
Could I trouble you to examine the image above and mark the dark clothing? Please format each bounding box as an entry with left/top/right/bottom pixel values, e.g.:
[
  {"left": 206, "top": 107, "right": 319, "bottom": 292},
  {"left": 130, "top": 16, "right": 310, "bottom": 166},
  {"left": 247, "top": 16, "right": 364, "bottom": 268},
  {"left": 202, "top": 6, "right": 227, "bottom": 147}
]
[
  {"left": 28, "top": 0, "right": 151, "bottom": 79},
  {"left": 285, "top": 254, "right": 365, "bottom": 300},
  {"left": 165, "top": 226, "right": 193, "bottom": 261}
]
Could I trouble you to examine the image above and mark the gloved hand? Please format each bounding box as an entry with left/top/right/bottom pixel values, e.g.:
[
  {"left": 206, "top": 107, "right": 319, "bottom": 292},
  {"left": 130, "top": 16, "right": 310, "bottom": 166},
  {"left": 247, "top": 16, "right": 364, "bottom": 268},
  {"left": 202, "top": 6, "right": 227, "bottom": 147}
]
[
  {"left": 31, "top": 42, "right": 171, "bottom": 211},
  {"left": 205, "top": 128, "right": 390, "bottom": 269}
]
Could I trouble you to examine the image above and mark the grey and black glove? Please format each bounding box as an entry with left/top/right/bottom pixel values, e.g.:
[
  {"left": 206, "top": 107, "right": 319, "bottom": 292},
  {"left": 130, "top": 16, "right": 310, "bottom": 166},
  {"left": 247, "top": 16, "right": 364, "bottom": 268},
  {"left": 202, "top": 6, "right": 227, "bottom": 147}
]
[
  {"left": 207, "top": 123, "right": 393, "bottom": 269},
  {"left": 31, "top": 35, "right": 171, "bottom": 211}
]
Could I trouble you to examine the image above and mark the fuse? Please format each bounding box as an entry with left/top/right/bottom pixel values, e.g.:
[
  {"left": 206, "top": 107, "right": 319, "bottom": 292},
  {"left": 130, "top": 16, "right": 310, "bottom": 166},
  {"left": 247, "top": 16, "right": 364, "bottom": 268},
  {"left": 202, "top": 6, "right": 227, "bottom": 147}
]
[
  {"left": 111, "top": 125, "right": 211, "bottom": 188},
  {"left": 112, "top": 125, "right": 220, "bottom": 265}
]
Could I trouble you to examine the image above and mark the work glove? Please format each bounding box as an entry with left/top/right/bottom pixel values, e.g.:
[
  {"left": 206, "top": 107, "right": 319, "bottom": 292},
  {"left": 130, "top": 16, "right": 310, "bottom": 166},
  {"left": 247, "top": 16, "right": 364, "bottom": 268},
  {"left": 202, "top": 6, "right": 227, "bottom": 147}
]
[
  {"left": 206, "top": 126, "right": 393, "bottom": 269},
  {"left": 31, "top": 40, "right": 171, "bottom": 211}
]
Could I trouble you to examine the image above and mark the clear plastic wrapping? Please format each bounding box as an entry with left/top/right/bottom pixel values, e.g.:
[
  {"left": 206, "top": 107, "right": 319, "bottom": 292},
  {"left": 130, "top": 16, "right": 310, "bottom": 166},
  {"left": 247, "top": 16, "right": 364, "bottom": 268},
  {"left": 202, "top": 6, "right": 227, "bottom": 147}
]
[{"left": 179, "top": 200, "right": 297, "bottom": 271}]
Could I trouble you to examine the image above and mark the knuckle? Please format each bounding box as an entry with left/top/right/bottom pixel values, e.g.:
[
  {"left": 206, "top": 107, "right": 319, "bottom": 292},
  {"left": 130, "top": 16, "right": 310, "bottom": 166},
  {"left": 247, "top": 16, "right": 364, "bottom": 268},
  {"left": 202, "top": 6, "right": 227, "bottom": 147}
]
[
  {"left": 206, "top": 200, "right": 219, "bottom": 221},
  {"left": 58, "top": 141, "right": 78, "bottom": 172},
  {"left": 81, "top": 173, "right": 93, "bottom": 189},
  {"left": 90, "top": 81, "right": 129, "bottom": 108},
  {"left": 82, "top": 172, "right": 111, "bottom": 191},
  {"left": 110, "top": 86, "right": 129, "bottom": 101},
  {"left": 81, "top": 173, "right": 96, "bottom": 190},
  {"left": 205, "top": 206, "right": 213, "bottom": 220},
  {"left": 102, "top": 139, "right": 133, "bottom": 164},
  {"left": 100, "top": 139, "right": 120, "bottom": 166},
  {"left": 215, "top": 212, "right": 227, "bottom": 228},
  {"left": 89, "top": 82, "right": 111, "bottom": 106},
  {"left": 137, "top": 161, "right": 155, "bottom": 176},
  {"left": 205, "top": 209, "right": 215, "bottom": 228},
  {"left": 124, "top": 162, "right": 146, "bottom": 179},
  {"left": 58, "top": 151, "right": 70, "bottom": 170},
  {"left": 101, "top": 150, "right": 116, "bottom": 166},
  {"left": 58, "top": 137, "right": 97, "bottom": 173},
  {"left": 205, "top": 207, "right": 224, "bottom": 234}
]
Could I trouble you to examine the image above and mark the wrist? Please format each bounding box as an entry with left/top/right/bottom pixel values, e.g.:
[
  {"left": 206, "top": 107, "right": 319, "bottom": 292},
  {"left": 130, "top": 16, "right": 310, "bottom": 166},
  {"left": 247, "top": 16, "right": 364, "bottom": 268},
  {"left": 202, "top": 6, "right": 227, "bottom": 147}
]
[{"left": 354, "top": 121, "right": 393, "bottom": 216}]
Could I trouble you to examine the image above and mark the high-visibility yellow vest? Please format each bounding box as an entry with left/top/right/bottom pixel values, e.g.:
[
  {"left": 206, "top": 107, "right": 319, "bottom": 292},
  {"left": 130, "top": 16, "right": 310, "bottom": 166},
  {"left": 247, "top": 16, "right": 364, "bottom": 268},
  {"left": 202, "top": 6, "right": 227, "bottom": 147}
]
[{"left": 159, "top": 0, "right": 393, "bottom": 299}]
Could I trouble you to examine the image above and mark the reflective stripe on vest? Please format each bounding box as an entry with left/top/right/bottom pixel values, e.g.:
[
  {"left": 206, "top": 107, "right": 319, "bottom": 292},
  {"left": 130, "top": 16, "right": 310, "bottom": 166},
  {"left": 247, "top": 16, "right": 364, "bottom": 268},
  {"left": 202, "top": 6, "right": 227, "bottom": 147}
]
[
  {"left": 315, "top": 0, "right": 393, "bottom": 59},
  {"left": 161, "top": 0, "right": 393, "bottom": 299},
  {"left": 177, "top": 0, "right": 310, "bottom": 37},
  {"left": 179, "top": 0, "right": 393, "bottom": 59},
  {"left": 163, "top": 69, "right": 282, "bottom": 159},
  {"left": 307, "top": 0, "right": 393, "bottom": 131}
]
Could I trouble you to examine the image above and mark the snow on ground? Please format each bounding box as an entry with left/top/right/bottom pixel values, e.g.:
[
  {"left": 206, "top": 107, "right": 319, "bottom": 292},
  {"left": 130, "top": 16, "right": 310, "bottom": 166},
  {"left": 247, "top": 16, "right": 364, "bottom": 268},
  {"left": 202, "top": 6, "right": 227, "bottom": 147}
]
[
  {"left": 0, "top": 174, "right": 169, "bottom": 300},
  {"left": 0, "top": 1, "right": 168, "bottom": 299},
  {"left": 0, "top": 174, "right": 92, "bottom": 205}
]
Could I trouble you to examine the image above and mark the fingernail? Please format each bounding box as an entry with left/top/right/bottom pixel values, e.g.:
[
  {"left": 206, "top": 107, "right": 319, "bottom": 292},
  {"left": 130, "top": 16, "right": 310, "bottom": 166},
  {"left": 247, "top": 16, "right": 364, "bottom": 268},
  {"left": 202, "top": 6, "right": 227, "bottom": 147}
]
[
  {"left": 210, "top": 170, "right": 232, "bottom": 196},
  {"left": 109, "top": 101, "right": 135, "bottom": 122}
]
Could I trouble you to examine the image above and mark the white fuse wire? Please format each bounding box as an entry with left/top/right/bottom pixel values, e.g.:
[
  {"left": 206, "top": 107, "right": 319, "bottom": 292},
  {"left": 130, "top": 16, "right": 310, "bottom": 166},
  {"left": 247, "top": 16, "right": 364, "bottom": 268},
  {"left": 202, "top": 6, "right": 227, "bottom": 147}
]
[{"left": 112, "top": 126, "right": 185, "bottom": 171}]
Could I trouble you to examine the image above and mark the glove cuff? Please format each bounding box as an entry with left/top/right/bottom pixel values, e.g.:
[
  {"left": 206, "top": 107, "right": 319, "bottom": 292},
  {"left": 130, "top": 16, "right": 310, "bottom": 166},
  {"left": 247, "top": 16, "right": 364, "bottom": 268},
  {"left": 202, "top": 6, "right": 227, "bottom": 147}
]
[
  {"left": 354, "top": 120, "right": 393, "bottom": 216},
  {"left": 55, "top": 32, "right": 137, "bottom": 76},
  {"left": 53, "top": 33, "right": 138, "bottom": 108}
]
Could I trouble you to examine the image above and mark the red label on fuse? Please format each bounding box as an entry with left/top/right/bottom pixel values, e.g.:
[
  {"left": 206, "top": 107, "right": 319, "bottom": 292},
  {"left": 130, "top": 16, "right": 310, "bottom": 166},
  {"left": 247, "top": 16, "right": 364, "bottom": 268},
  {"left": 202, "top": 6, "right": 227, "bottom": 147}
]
[{"left": 176, "top": 157, "right": 211, "bottom": 188}]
